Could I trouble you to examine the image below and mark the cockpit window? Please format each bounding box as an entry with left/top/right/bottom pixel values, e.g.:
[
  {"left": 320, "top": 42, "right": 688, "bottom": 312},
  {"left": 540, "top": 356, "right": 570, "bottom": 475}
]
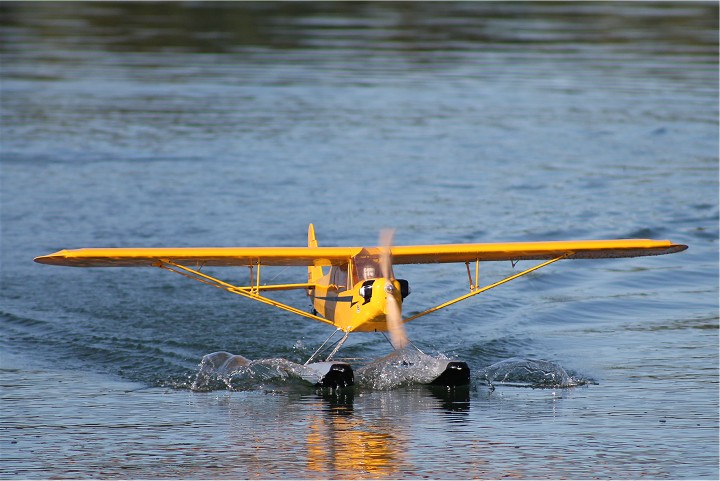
[
  {"left": 354, "top": 257, "right": 381, "bottom": 282},
  {"left": 331, "top": 266, "right": 348, "bottom": 289}
]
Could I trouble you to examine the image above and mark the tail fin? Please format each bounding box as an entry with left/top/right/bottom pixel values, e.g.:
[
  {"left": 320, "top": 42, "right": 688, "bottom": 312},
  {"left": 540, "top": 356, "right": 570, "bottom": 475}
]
[{"left": 308, "top": 224, "right": 323, "bottom": 283}]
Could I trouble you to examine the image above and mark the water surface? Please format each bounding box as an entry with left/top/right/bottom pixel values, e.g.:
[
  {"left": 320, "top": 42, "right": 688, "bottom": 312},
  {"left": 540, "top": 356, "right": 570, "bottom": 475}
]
[{"left": 1, "top": 2, "right": 718, "bottom": 479}]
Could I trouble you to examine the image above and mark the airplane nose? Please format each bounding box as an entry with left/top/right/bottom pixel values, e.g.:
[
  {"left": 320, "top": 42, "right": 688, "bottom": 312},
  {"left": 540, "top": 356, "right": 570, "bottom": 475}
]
[{"left": 381, "top": 278, "right": 402, "bottom": 302}]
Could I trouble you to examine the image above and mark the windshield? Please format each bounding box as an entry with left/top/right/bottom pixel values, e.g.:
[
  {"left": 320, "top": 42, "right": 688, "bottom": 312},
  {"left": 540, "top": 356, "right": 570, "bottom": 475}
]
[{"left": 353, "top": 256, "right": 381, "bottom": 282}]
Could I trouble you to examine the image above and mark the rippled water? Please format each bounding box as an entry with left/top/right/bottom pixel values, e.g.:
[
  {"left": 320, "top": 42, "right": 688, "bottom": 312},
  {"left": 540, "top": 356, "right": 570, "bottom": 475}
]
[{"left": 1, "top": 2, "right": 718, "bottom": 479}]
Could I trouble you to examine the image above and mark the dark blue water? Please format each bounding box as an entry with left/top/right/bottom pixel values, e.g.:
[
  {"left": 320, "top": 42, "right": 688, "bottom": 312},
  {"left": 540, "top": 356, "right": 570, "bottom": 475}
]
[{"left": 1, "top": 2, "right": 718, "bottom": 478}]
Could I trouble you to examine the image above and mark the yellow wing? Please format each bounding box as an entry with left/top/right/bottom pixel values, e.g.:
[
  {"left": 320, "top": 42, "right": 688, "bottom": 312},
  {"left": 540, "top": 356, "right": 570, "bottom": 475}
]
[
  {"left": 33, "top": 247, "right": 361, "bottom": 267},
  {"left": 390, "top": 239, "right": 687, "bottom": 264},
  {"left": 34, "top": 239, "right": 686, "bottom": 268}
]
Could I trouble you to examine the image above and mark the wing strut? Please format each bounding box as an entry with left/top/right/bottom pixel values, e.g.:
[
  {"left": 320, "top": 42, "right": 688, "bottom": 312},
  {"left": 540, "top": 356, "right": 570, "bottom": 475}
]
[
  {"left": 404, "top": 254, "right": 571, "bottom": 323},
  {"left": 155, "top": 260, "right": 334, "bottom": 326}
]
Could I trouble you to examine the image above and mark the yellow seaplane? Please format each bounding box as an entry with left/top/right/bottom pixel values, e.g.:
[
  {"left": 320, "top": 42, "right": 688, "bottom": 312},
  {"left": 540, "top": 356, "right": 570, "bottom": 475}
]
[{"left": 35, "top": 224, "right": 686, "bottom": 389}]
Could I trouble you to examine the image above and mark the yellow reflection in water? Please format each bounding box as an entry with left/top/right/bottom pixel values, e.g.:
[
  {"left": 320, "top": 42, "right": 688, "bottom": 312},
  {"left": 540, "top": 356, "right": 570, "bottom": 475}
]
[{"left": 306, "top": 410, "right": 401, "bottom": 477}]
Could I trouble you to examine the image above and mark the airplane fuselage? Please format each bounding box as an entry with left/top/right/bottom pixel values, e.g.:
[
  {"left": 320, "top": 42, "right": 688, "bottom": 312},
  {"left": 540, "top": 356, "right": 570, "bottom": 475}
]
[{"left": 309, "top": 265, "right": 404, "bottom": 333}]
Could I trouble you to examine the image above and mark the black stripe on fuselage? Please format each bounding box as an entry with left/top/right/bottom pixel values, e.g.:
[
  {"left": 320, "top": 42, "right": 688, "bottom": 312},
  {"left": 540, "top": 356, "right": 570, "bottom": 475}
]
[{"left": 313, "top": 295, "right": 354, "bottom": 303}]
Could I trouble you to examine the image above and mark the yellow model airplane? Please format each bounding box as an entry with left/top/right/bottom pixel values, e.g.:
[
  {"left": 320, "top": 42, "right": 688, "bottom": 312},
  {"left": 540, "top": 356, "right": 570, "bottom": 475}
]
[{"left": 35, "top": 224, "right": 686, "bottom": 388}]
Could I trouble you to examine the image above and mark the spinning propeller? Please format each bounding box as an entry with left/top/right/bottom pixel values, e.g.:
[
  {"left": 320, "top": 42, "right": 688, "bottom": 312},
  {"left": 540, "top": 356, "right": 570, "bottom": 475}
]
[{"left": 380, "top": 229, "right": 409, "bottom": 350}]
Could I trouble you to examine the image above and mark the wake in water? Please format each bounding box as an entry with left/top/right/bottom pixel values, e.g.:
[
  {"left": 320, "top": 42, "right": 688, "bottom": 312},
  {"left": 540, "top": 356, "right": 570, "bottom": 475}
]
[
  {"left": 190, "top": 351, "right": 591, "bottom": 392},
  {"left": 479, "top": 357, "right": 592, "bottom": 389},
  {"left": 191, "top": 351, "right": 309, "bottom": 392},
  {"left": 191, "top": 348, "right": 469, "bottom": 391},
  {"left": 356, "top": 348, "right": 458, "bottom": 390}
]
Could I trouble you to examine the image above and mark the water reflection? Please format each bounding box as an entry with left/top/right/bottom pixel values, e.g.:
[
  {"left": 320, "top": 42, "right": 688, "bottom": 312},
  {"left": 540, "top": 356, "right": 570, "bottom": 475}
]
[
  {"left": 301, "top": 386, "right": 470, "bottom": 477},
  {"left": 1, "top": 2, "right": 715, "bottom": 58},
  {"left": 426, "top": 385, "right": 471, "bottom": 415},
  {"left": 306, "top": 414, "right": 398, "bottom": 476},
  {"left": 305, "top": 390, "right": 400, "bottom": 477}
]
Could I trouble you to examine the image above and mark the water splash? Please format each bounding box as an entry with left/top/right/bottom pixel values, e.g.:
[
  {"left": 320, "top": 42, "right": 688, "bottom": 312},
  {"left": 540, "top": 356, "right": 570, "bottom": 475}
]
[
  {"left": 355, "top": 348, "right": 455, "bottom": 390},
  {"left": 191, "top": 351, "right": 306, "bottom": 392},
  {"left": 191, "top": 349, "right": 459, "bottom": 392},
  {"left": 190, "top": 351, "right": 589, "bottom": 392},
  {"left": 480, "top": 357, "right": 590, "bottom": 389}
]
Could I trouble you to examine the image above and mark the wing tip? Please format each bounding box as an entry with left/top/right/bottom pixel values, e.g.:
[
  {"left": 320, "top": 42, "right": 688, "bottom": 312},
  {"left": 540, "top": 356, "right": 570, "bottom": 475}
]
[
  {"left": 34, "top": 250, "right": 69, "bottom": 266},
  {"left": 670, "top": 243, "right": 689, "bottom": 254}
]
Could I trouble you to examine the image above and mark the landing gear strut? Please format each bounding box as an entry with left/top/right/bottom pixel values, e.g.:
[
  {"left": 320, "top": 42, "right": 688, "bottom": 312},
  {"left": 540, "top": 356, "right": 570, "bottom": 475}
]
[{"left": 303, "top": 329, "right": 354, "bottom": 389}]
